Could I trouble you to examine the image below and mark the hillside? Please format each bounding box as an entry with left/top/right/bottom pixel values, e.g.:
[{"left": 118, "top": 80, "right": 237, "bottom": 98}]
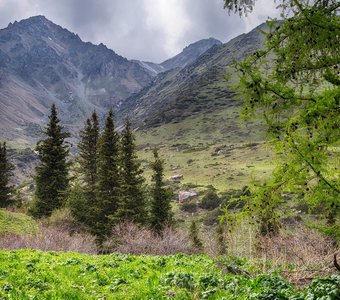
[
  {"left": 0, "top": 16, "right": 153, "bottom": 146},
  {"left": 118, "top": 24, "right": 266, "bottom": 128},
  {"left": 133, "top": 38, "right": 222, "bottom": 76},
  {"left": 0, "top": 209, "right": 37, "bottom": 235},
  {"left": 160, "top": 37, "right": 222, "bottom": 71}
]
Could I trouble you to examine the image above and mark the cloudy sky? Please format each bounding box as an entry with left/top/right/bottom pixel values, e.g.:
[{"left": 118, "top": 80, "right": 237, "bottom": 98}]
[{"left": 0, "top": 0, "right": 279, "bottom": 63}]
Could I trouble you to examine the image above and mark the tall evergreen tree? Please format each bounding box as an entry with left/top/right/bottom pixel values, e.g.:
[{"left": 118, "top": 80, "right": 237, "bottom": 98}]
[
  {"left": 0, "top": 142, "right": 15, "bottom": 208},
  {"left": 150, "top": 149, "right": 172, "bottom": 234},
  {"left": 78, "top": 111, "right": 99, "bottom": 192},
  {"left": 116, "top": 118, "right": 146, "bottom": 224},
  {"left": 31, "top": 104, "right": 70, "bottom": 218},
  {"left": 71, "top": 111, "right": 100, "bottom": 225},
  {"left": 93, "top": 109, "right": 121, "bottom": 243}
]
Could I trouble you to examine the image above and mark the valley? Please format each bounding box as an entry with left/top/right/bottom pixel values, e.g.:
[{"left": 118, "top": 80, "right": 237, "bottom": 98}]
[{"left": 0, "top": 3, "right": 339, "bottom": 299}]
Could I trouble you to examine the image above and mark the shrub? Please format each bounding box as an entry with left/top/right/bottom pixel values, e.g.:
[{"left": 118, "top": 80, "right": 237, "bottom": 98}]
[
  {"left": 110, "top": 222, "right": 198, "bottom": 255},
  {"left": 46, "top": 208, "right": 83, "bottom": 233},
  {"left": 180, "top": 201, "right": 198, "bottom": 213},
  {"left": 199, "top": 189, "right": 222, "bottom": 210},
  {"left": 0, "top": 226, "right": 96, "bottom": 254}
]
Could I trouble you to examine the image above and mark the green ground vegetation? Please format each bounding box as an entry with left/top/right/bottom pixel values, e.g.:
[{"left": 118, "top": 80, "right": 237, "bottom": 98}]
[
  {"left": 0, "top": 209, "right": 38, "bottom": 235},
  {"left": 136, "top": 106, "right": 272, "bottom": 192},
  {"left": 0, "top": 249, "right": 339, "bottom": 299}
]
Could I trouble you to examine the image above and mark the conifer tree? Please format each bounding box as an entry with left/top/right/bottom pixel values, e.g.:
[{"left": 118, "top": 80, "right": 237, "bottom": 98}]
[
  {"left": 31, "top": 104, "right": 70, "bottom": 218},
  {"left": 150, "top": 148, "right": 172, "bottom": 234},
  {"left": 0, "top": 142, "right": 15, "bottom": 208},
  {"left": 223, "top": 0, "right": 340, "bottom": 232},
  {"left": 78, "top": 111, "right": 99, "bottom": 192},
  {"left": 71, "top": 111, "right": 99, "bottom": 225},
  {"left": 116, "top": 118, "right": 147, "bottom": 224},
  {"left": 92, "top": 109, "right": 120, "bottom": 243}
]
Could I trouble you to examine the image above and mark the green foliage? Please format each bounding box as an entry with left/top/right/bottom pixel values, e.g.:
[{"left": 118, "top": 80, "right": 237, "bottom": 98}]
[
  {"left": 78, "top": 111, "right": 99, "bottom": 194},
  {"left": 93, "top": 109, "right": 121, "bottom": 243},
  {"left": 67, "top": 183, "right": 90, "bottom": 227},
  {"left": 223, "top": 0, "right": 340, "bottom": 234},
  {"left": 180, "top": 201, "right": 198, "bottom": 213},
  {"left": 0, "top": 142, "right": 15, "bottom": 208},
  {"left": 224, "top": 0, "right": 256, "bottom": 16},
  {"left": 72, "top": 112, "right": 99, "bottom": 229},
  {"left": 199, "top": 187, "right": 222, "bottom": 210},
  {"left": 0, "top": 250, "right": 338, "bottom": 299},
  {"left": 189, "top": 220, "right": 203, "bottom": 250},
  {"left": 150, "top": 149, "right": 173, "bottom": 234},
  {"left": 31, "top": 104, "right": 70, "bottom": 218},
  {"left": 216, "top": 223, "right": 227, "bottom": 255},
  {"left": 0, "top": 209, "right": 38, "bottom": 235},
  {"left": 116, "top": 118, "right": 147, "bottom": 224}
]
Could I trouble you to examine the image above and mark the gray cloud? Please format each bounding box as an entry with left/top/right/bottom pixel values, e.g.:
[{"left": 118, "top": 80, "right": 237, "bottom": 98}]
[{"left": 0, "top": 0, "right": 278, "bottom": 62}]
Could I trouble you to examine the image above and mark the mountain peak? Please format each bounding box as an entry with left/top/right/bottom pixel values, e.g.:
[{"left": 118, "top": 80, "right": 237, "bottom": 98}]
[
  {"left": 160, "top": 37, "right": 222, "bottom": 70},
  {"left": 8, "top": 15, "right": 52, "bottom": 28},
  {"left": 184, "top": 37, "right": 222, "bottom": 50}
]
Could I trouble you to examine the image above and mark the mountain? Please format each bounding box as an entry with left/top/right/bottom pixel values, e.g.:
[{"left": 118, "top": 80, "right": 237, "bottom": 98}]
[
  {"left": 160, "top": 38, "right": 222, "bottom": 71},
  {"left": 131, "top": 60, "right": 167, "bottom": 76},
  {"left": 133, "top": 38, "right": 222, "bottom": 76},
  {"left": 0, "top": 16, "right": 153, "bottom": 144},
  {"left": 118, "top": 25, "right": 266, "bottom": 128}
]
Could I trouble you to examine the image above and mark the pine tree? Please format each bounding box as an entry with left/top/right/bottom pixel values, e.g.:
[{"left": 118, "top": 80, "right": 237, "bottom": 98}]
[
  {"left": 31, "top": 104, "right": 70, "bottom": 218},
  {"left": 92, "top": 109, "right": 120, "bottom": 243},
  {"left": 150, "top": 148, "right": 172, "bottom": 234},
  {"left": 116, "top": 118, "right": 146, "bottom": 224},
  {"left": 71, "top": 111, "right": 100, "bottom": 225},
  {"left": 78, "top": 111, "right": 99, "bottom": 192},
  {"left": 0, "top": 142, "right": 15, "bottom": 208}
]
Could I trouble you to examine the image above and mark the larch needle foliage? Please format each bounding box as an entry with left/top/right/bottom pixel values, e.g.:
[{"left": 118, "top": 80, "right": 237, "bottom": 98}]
[{"left": 223, "top": 0, "right": 340, "bottom": 233}]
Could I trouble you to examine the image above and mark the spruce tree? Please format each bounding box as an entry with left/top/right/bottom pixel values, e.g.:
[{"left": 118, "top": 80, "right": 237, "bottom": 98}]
[
  {"left": 78, "top": 111, "right": 99, "bottom": 192},
  {"left": 0, "top": 142, "right": 15, "bottom": 208},
  {"left": 31, "top": 104, "right": 70, "bottom": 218},
  {"left": 71, "top": 111, "right": 99, "bottom": 225},
  {"left": 116, "top": 118, "right": 146, "bottom": 224},
  {"left": 150, "top": 148, "right": 172, "bottom": 234},
  {"left": 93, "top": 109, "right": 120, "bottom": 243}
]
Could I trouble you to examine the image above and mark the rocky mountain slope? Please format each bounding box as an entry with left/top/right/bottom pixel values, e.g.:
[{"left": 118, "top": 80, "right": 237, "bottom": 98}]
[
  {"left": 118, "top": 25, "right": 266, "bottom": 128},
  {"left": 0, "top": 15, "right": 266, "bottom": 147},
  {"left": 0, "top": 16, "right": 153, "bottom": 145},
  {"left": 160, "top": 38, "right": 222, "bottom": 71},
  {"left": 133, "top": 38, "right": 222, "bottom": 76}
]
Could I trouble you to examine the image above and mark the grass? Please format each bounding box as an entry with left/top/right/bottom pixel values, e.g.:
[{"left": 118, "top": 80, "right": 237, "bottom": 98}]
[
  {"left": 136, "top": 106, "right": 273, "bottom": 191},
  {"left": 0, "top": 209, "right": 38, "bottom": 235},
  {"left": 0, "top": 249, "right": 339, "bottom": 299}
]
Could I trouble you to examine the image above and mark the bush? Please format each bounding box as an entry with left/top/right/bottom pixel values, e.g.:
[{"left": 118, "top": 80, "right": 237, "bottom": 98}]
[
  {"left": 180, "top": 201, "right": 198, "bottom": 213},
  {"left": 46, "top": 208, "right": 82, "bottom": 233},
  {"left": 199, "top": 189, "right": 222, "bottom": 210},
  {"left": 0, "top": 226, "right": 96, "bottom": 254},
  {"left": 110, "top": 222, "right": 198, "bottom": 255}
]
